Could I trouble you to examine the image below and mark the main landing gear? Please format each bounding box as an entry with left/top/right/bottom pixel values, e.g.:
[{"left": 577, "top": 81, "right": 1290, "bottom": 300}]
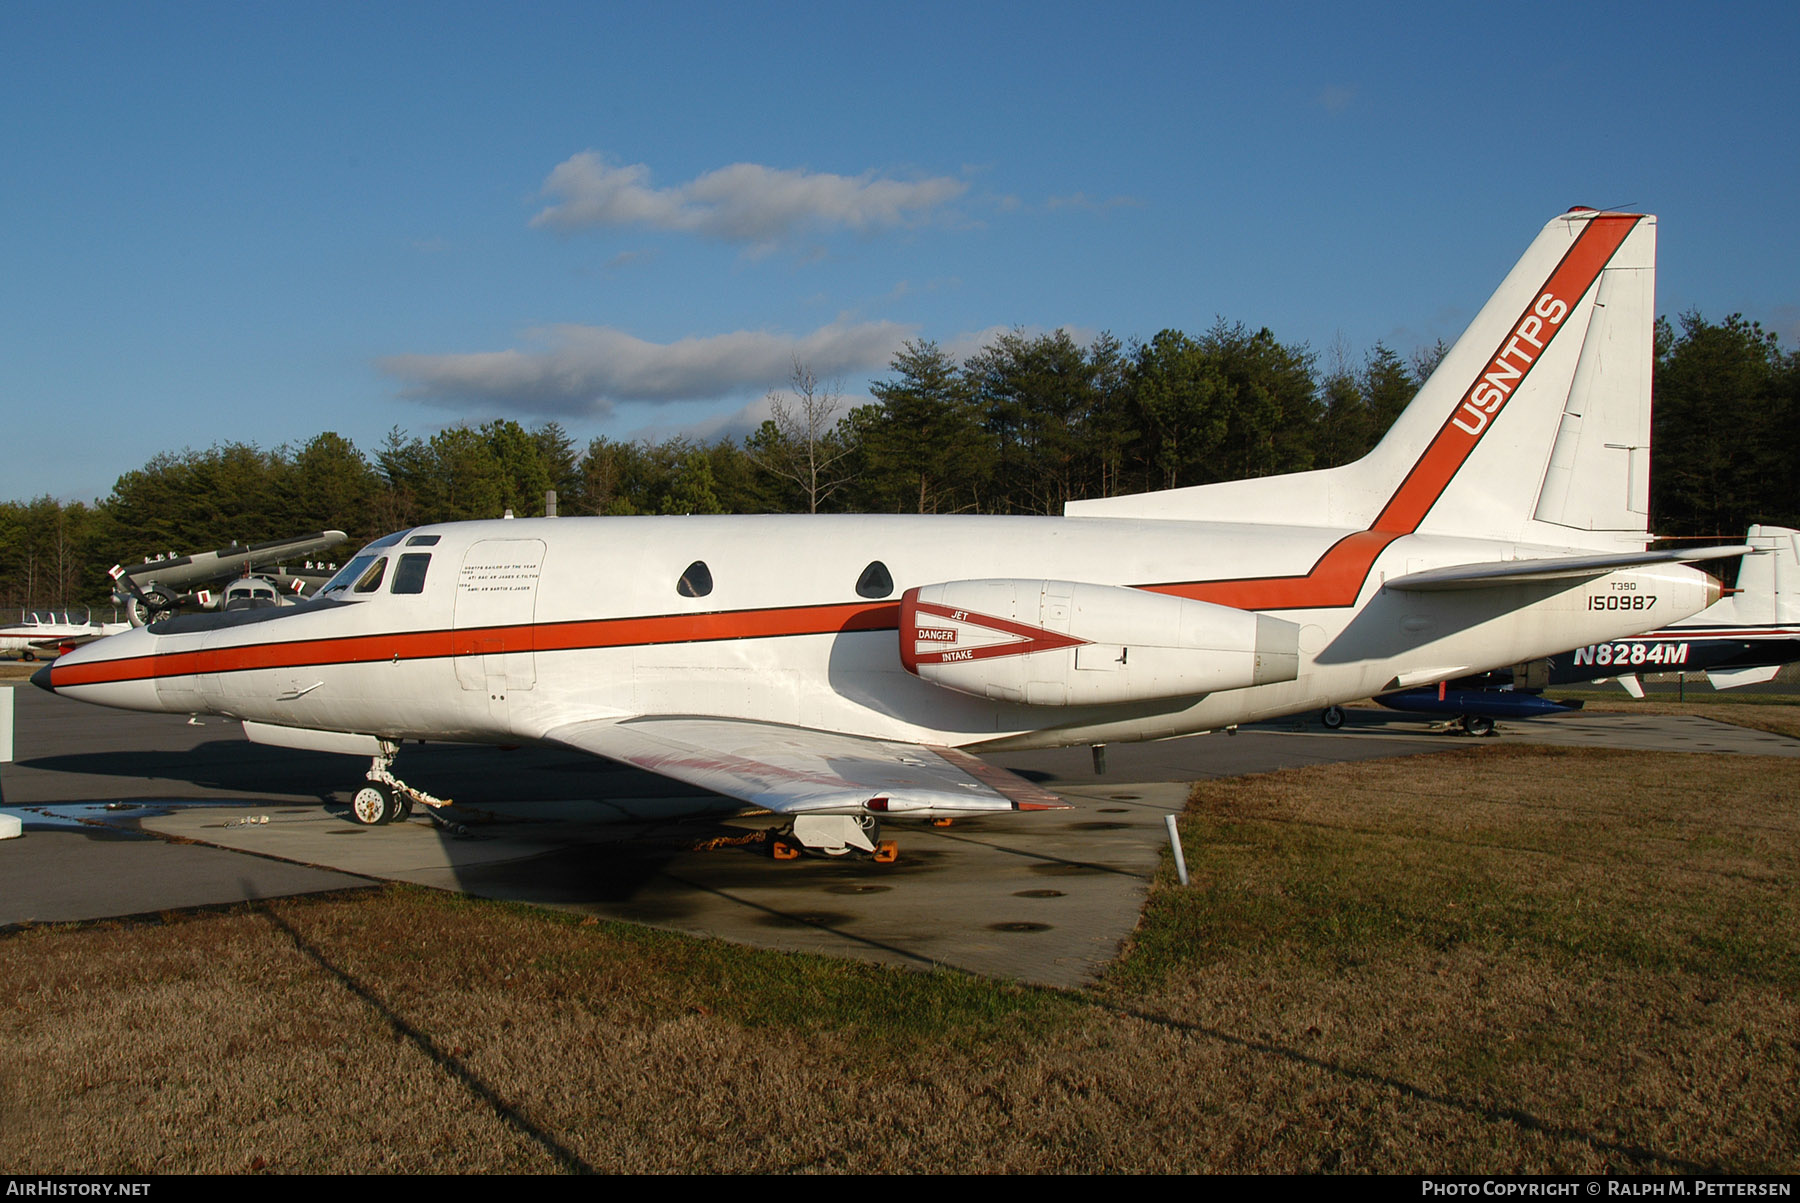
[
  {"left": 769, "top": 814, "right": 899, "bottom": 864},
  {"left": 347, "top": 747, "right": 457, "bottom": 828}
]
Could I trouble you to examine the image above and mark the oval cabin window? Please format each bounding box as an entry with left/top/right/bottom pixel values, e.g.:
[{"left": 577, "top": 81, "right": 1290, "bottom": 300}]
[
  {"left": 677, "top": 561, "right": 713, "bottom": 598},
  {"left": 855, "top": 561, "right": 893, "bottom": 599}
]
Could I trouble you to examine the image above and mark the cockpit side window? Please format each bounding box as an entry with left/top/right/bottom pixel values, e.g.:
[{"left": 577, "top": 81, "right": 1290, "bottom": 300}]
[
  {"left": 391, "top": 553, "right": 431, "bottom": 594},
  {"left": 353, "top": 557, "right": 387, "bottom": 594}
]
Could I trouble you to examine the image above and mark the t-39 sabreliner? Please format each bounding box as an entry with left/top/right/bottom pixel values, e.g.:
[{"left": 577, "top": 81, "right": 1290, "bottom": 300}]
[{"left": 38, "top": 210, "right": 1748, "bottom": 859}]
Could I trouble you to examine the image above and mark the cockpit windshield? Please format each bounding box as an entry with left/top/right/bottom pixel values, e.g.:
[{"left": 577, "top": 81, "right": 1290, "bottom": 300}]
[
  {"left": 319, "top": 555, "right": 379, "bottom": 598},
  {"left": 316, "top": 530, "right": 426, "bottom": 600},
  {"left": 352, "top": 557, "right": 387, "bottom": 593}
]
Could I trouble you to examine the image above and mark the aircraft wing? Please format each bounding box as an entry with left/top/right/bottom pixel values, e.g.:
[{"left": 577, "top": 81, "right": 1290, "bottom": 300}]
[
  {"left": 1385, "top": 545, "right": 1752, "bottom": 592},
  {"left": 34, "top": 632, "right": 102, "bottom": 651},
  {"left": 123, "top": 530, "right": 349, "bottom": 592},
  {"left": 0, "top": 626, "right": 117, "bottom": 652},
  {"left": 542, "top": 716, "right": 1066, "bottom": 818}
]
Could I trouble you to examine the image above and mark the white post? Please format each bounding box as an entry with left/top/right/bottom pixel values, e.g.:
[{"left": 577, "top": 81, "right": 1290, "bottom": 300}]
[
  {"left": 1163, "top": 813, "right": 1188, "bottom": 886},
  {"left": 0, "top": 686, "right": 18, "bottom": 839}
]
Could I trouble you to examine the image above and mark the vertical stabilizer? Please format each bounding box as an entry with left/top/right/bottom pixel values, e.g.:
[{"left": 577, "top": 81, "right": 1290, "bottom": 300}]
[
  {"left": 1401, "top": 210, "right": 1654, "bottom": 549},
  {"left": 1527, "top": 235, "right": 1655, "bottom": 538},
  {"left": 1067, "top": 210, "right": 1657, "bottom": 554}
]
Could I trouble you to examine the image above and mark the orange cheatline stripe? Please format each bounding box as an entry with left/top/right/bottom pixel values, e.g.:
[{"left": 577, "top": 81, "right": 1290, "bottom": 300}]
[
  {"left": 1142, "top": 529, "right": 1403, "bottom": 610},
  {"left": 531, "top": 600, "right": 898, "bottom": 654},
  {"left": 52, "top": 601, "right": 904, "bottom": 688}
]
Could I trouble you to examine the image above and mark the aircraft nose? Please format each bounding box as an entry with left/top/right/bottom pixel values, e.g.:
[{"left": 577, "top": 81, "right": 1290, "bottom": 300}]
[{"left": 32, "top": 625, "right": 168, "bottom": 712}]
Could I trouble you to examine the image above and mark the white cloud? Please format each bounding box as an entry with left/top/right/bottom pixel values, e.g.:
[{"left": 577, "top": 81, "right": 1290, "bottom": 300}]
[
  {"left": 379, "top": 319, "right": 916, "bottom": 417},
  {"left": 638, "top": 384, "right": 880, "bottom": 447},
  {"left": 1318, "top": 85, "right": 1356, "bottom": 113},
  {"left": 530, "top": 151, "right": 967, "bottom": 245},
  {"left": 942, "top": 324, "right": 1019, "bottom": 364},
  {"left": 630, "top": 393, "right": 780, "bottom": 446}
]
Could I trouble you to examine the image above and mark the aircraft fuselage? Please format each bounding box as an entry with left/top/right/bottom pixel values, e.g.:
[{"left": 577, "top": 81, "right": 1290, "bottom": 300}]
[{"left": 46, "top": 513, "right": 1718, "bottom": 752}]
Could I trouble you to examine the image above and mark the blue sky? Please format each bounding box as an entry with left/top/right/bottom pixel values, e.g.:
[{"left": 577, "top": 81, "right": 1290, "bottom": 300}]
[{"left": 4, "top": 1, "right": 1796, "bottom": 504}]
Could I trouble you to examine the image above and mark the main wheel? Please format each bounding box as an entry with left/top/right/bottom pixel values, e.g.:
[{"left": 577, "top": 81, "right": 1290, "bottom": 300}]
[
  {"left": 351, "top": 782, "right": 396, "bottom": 825},
  {"left": 1320, "top": 705, "right": 1346, "bottom": 730},
  {"left": 1463, "top": 714, "right": 1495, "bottom": 736}
]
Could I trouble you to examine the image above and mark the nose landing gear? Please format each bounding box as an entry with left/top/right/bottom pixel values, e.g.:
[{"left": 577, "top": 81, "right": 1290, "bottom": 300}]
[{"left": 347, "top": 748, "right": 453, "bottom": 827}]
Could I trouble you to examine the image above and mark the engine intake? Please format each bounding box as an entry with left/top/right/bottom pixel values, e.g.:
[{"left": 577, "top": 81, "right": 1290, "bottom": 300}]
[{"left": 900, "top": 579, "right": 1299, "bottom": 706}]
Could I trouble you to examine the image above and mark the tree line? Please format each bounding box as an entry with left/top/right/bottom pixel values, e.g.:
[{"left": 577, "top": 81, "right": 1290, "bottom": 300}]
[{"left": 3, "top": 311, "right": 1794, "bottom": 613}]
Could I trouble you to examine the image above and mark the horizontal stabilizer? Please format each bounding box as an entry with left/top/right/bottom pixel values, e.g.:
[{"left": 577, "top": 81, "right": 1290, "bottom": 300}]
[
  {"left": 1385, "top": 545, "right": 1750, "bottom": 592},
  {"left": 545, "top": 716, "right": 1062, "bottom": 818},
  {"left": 1707, "top": 664, "right": 1783, "bottom": 690}
]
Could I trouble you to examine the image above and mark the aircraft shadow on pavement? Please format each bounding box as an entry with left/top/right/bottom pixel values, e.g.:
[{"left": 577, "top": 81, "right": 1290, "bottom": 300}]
[
  {"left": 11, "top": 735, "right": 811, "bottom": 908},
  {"left": 18, "top": 742, "right": 346, "bottom": 802},
  {"left": 16, "top": 739, "right": 701, "bottom": 805}
]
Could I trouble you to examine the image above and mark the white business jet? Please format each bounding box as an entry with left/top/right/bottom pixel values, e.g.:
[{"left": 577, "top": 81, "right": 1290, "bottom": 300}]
[
  {"left": 37, "top": 210, "right": 1747, "bottom": 859},
  {"left": 0, "top": 612, "right": 130, "bottom": 660}
]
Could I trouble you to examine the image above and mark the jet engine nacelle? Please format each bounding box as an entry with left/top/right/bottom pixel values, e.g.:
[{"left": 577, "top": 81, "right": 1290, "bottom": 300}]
[{"left": 899, "top": 579, "right": 1300, "bottom": 706}]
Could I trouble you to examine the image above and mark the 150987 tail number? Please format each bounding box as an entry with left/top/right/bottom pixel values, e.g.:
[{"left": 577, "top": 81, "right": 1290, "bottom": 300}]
[{"left": 1588, "top": 593, "right": 1656, "bottom": 610}]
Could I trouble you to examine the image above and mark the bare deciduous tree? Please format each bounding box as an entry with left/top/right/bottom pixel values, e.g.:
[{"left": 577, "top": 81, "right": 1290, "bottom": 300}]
[{"left": 746, "top": 361, "right": 856, "bottom": 513}]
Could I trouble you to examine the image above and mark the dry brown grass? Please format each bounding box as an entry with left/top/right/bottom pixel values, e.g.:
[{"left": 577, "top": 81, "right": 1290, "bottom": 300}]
[
  {"left": 1573, "top": 697, "right": 1800, "bottom": 740},
  {"left": 1119, "top": 746, "right": 1800, "bottom": 1173},
  {"left": 3, "top": 746, "right": 1797, "bottom": 1174}
]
